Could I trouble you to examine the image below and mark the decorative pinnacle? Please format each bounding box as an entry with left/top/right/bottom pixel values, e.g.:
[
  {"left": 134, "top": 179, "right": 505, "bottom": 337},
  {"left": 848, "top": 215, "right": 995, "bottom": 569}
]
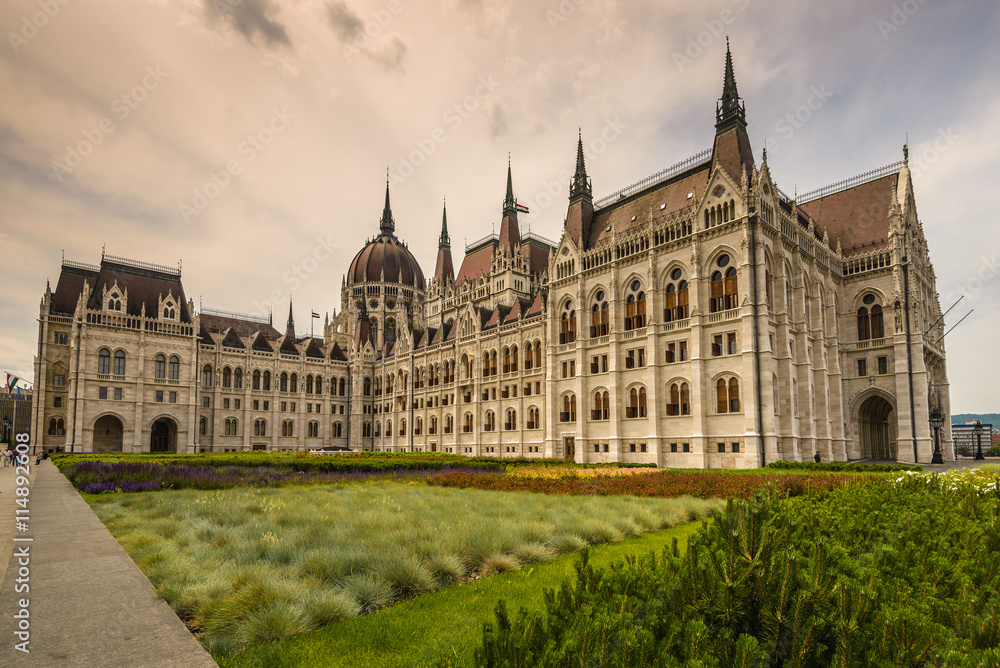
[
  {"left": 570, "top": 129, "right": 592, "bottom": 202},
  {"left": 439, "top": 197, "right": 451, "bottom": 250},
  {"left": 379, "top": 169, "right": 395, "bottom": 236},
  {"left": 716, "top": 37, "right": 746, "bottom": 129},
  {"left": 503, "top": 156, "right": 517, "bottom": 216}
]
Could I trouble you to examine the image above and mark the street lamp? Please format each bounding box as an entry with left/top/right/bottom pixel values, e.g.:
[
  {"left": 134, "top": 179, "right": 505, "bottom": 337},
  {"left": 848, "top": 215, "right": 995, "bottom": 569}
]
[
  {"left": 975, "top": 419, "right": 985, "bottom": 461},
  {"left": 1, "top": 417, "right": 9, "bottom": 444},
  {"left": 929, "top": 407, "right": 944, "bottom": 465}
]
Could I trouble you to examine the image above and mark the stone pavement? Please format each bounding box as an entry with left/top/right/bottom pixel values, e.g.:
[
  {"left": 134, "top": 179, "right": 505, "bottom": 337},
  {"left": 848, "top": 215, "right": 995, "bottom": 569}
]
[{"left": 0, "top": 458, "right": 217, "bottom": 667}]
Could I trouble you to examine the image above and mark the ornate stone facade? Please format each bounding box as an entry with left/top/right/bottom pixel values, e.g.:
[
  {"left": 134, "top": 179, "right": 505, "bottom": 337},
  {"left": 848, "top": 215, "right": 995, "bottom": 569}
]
[{"left": 31, "top": 46, "right": 952, "bottom": 465}]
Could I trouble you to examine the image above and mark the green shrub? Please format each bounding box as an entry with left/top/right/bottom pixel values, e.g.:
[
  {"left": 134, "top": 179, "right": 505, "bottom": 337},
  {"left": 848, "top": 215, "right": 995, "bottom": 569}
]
[
  {"left": 472, "top": 479, "right": 1000, "bottom": 666},
  {"left": 766, "top": 460, "right": 922, "bottom": 472}
]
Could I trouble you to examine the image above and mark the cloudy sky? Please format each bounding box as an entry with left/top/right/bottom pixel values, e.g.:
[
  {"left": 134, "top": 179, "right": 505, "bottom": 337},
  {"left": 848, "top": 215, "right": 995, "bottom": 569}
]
[{"left": 1, "top": 0, "right": 997, "bottom": 412}]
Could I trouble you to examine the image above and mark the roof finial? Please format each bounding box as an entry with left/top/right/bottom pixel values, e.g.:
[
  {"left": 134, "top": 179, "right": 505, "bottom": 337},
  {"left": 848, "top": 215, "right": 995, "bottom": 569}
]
[
  {"left": 716, "top": 37, "right": 746, "bottom": 130},
  {"left": 379, "top": 171, "right": 395, "bottom": 236},
  {"left": 439, "top": 197, "right": 451, "bottom": 251},
  {"left": 762, "top": 142, "right": 767, "bottom": 165},
  {"left": 903, "top": 135, "right": 909, "bottom": 164},
  {"left": 503, "top": 156, "right": 516, "bottom": 216}
]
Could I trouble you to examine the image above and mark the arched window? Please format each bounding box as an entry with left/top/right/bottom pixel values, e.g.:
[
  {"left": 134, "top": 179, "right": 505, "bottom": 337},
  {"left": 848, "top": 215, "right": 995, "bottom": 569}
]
[
  {"left": 430, "top": 416, "right": 438, "bottom": 435},
  {"left": 154, "top": 354, "right": 166, "bottom": 379},
  {"left": 717, "top": 378, "right": 741, "bottom": 413},
  {"left": 490, "top": 351, "right": 498, "bottom": 376},
  {"left": 338, "top": 377, "right": 345, "bottom": 396},
  {"left": 252, "top": 370, "right": 261, "bottom": 390},
  {"left": 681, "top": 383, "right": 690, "bottom": 415},
  {"left": 503, "top": 347, "right": 511, "bottom": 374},
  {"left": 871, "top": 304, "right": 884, "bottom": 339},
  {"left": 415, "top": 417, "right": 422, "bottom": 435},
  {"left": 315, "top": 375, "right": 323, "bottom": 395},
  {"left": 729, "top": 378, "right": 740, "bottom": 412},
  {"left": 510, "top": 345, "right": 518, "bottom": 372},
  {"left": 113, "top": 350, "right": 126, "bottom": 376},
  {"left": 463, "top": 413, "right": 474, "bottom": 433},
  {"left": 717, "top": 379, "right": 728, "bottom": 413},
  {"left": 624, "top": 281, "right": 646, "bottom": 330},
  {"left": 711, "top": 255, "right": 738, "bottom": 313},
  {"left": 333, "top": 422, "right": 343, "bottom": 438},
  {"left": 254, "top": 419, "right": 266, "bottom": 437},
  {"left": 279, "top": 372, "right": 288, "bottom": 392},
  {"left": 627, "top": 387, "right": 647, "bottom": 418},
  {"left": 282, "top": 420, "right": 294, "bottom": 437},
  {"left": 857, "top": 307, "right": 870, "bottom": 341},
  {"left": 363, "top": 377, "right": 371, "bottom": 396},
  {"left": 505, "top": 408, "right": 517, "bottom": 431},
  {"left": 668, "top": 383, "right": 680, "bottom": 416},
  {"left": 386, "top": 420, "right": 393, "bottom": 437},
  {"left": 560, "top": 301, "right": 577, "bottom": 344},
  {"left": 593, "top": 391, "right": 609, "bottom": 420},
  {"left": 527, "top": 406, "right": 540, "bottom": 429},
  {"left": 561, "top": 394, "right": 576, "bottom": 422},
  {"left": 485, "top": 411, "right": 496, "bottom": 432},
  {"left": 222, "top": 367, "right": 232, "bottom": 388},
  {"left": 202, "top": 365, "right": 213, "bottom": 387},
  {"left": 534, "top": 340, "right": 542, "bottom": 368},
  {"left": 234, "top": 368, "right": 242, "bottom": 389},
  {"left": 200, "top": 417, "right": 207, "bottom": 435},
  {"left": 168, "top": 356, "right": 180, "bottom": 380},
  {"left": 290, "top": 373, "right": 298, "bottom": 393},
  {"left": 482, "top": 352, "right": 490, "bottom": 377},
  {"left": 306, "top": 375, "right": 314, "bottom": 394},
  {"left": 445, "top": 415, "right": 454, "bottom": 434},
  {"left": 591, "top": 291, "right": 609, "bottom": 337},
  {"left": 724, "top": 267, "right": 738, "bottom": 310},
  {"left": 263, "top": 371, "right": 271, "bottom": 391}
]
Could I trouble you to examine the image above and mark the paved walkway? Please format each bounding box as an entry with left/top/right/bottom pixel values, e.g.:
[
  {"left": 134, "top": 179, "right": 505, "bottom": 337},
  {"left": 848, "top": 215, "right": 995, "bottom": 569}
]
[{"left": 0, "top": 459, "right": 217, "bottom": 667}]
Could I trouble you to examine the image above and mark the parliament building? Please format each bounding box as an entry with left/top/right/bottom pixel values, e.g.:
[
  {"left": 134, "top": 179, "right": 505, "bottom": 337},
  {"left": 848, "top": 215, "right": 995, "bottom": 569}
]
[{"left": 31, "top": 47, "right": 953, "bottom": 465}]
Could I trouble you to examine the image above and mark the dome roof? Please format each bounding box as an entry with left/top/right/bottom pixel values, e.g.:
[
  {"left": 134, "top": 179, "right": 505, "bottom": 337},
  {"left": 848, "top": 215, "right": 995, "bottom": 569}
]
[
  {"left": 347, "top": 234, "right": 425, "bottom": 290},
  {"left": 346, "top": 181, "right": 425, "bottom": 291}
]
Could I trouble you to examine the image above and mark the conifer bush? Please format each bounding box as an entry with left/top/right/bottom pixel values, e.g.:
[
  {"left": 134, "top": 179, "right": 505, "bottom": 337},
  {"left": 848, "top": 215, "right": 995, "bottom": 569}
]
[{"left": 470, "top": 475, "right": 1000, "bottom": 667}]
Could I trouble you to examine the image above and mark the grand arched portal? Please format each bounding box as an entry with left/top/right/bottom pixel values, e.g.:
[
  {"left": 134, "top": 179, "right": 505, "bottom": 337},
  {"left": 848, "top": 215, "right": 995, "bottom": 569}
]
[
  {"left": 858, "top": 395, "right": 896, "bottom": 460},
  {"left": 150, "top": 417, "right": 178, "bottom": 453},
  {"left": 93, "top": 415, "right": 124, "bottom": 453}
]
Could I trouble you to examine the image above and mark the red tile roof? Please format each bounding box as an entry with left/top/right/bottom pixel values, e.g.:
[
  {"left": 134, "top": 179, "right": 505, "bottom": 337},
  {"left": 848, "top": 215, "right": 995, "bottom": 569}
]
[
  {"left": 590, "top": 164, "right": 709, "bottom": 247},
  {"left": 200, "top": 313, "right": 281, "bottom": 339},
  {"left": 50, "top": 264, "right": 100, "bottom": 316},
  {"left": 456, "top": 244, "right": 494, "bottom": 285},
  {"left": 799, "top": 173, "right": 899, "bottom": 253},
  {"left": 86, "top": 261, "right": 192, "bottom": 323},
  {"left": 711, "top": 125, "right": 755, "bottom": 186}
]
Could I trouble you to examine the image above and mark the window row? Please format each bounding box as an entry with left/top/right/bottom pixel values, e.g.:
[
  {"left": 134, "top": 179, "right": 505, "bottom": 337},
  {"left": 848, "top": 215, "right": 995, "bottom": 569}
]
[
  {"left": 199, "top": 366, "right": 347, "bottom": 396},
  {"left": 198, "top": 417, "right": 345, "bottom": 438}
]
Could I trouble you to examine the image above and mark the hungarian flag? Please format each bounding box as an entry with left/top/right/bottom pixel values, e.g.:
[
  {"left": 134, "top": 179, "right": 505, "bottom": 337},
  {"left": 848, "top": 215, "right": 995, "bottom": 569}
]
[
  {"left": 312, "top": 311, "right": 320, "bottom": 319},
  {"left": 6, "top": 373, "right": 18, "bottom": 398},
  {"left": 515, "top": 203, "right": 529, "bottom": 214}
]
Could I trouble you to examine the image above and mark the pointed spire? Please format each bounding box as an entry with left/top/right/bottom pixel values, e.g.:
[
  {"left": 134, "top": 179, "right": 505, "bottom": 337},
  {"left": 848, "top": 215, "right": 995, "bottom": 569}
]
[
  {"left": 285, "top": 299, "right": 295, "bottom": 339},
  {"left": 379, "top": 170, "right": 395, "bottom": 236},
  {"left": 503, "top": 155, "right": 516, "bottom": 217},
  {"left": 716, "top": 37, "right": 747, "bottom": 131},
  {"left": 569, "top": 129, "right": 592, "bottom": 204},
  {"left": 439, "top": 197, "right": 451, "bottom": 251}
]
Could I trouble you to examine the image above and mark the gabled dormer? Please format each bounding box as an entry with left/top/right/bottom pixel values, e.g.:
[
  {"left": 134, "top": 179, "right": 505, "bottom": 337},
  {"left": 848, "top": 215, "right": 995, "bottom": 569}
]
[
  {"left": 102, "top": 280, "right": 127, "bottom": 313},
  {"left": 158, "top": 290, "right": 179, "bottom": 321}
]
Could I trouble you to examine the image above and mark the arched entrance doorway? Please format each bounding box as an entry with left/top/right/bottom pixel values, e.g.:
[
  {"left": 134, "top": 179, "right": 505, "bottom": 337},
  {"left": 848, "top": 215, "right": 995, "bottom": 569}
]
[
  {"left": 150, "top": 417, "right": 177, "bottom": 453},
  {"left": 858, "top": 395, "right": 896, "bottom": 460},
  {"left": 93, "top": 415, "right": 125, "bottom": 453}
]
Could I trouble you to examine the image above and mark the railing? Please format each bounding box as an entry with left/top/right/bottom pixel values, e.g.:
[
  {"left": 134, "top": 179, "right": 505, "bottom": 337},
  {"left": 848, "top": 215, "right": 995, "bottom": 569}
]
[
  {"left": 853, "top": 338, "right": 889, "bottom": 351},
  {"left": 200, "top": 306, "right": 271, "bottom": 324},
  {"left": 706, "top": 309, "right": 739, "bottom": 324},
  {"left": 594, "top": 148, "right": 712, "bottom": 210},
  {"left": 62, "top": 259, "right": 101, "bottom": 273},
  {"left": 798, "top": 162, "right": 903, "bottom": 204},
  {"left": 622, "top": 327, "right": 646, "bottom": 340},
  {"left": 102, "top": 252, "right": 181, "bottom": 276},
  {"left": 843, "top": 250, "right": 892, "bottom": 276}
]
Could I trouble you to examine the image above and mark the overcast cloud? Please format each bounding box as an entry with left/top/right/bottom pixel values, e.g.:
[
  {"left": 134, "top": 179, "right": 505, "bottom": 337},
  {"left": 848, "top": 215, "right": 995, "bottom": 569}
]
[{"left": 1, "top": 0, "right": 997, "bottom": 412}]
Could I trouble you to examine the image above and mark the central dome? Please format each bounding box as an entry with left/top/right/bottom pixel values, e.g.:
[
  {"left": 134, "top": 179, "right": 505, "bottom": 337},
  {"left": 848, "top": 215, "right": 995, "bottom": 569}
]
[
  {"left": 347, "top": 234, "right": 425, "bottom": 290},
  {"left": 346, "top": 182, "right": 425, "bottom": 291}
]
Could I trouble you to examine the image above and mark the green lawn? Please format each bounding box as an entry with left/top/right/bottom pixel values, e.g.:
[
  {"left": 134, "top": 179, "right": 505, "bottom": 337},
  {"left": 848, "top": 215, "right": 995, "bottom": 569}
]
[
  {"left": 217, "top": 520, "right": 707, "bottom": 668},
  {"left": 88, "top": 482, "right": 721, "bottom": 656}
]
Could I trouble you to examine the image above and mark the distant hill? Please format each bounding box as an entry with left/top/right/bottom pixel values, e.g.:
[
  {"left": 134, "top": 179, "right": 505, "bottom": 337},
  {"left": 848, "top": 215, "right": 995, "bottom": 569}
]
[{"left": 952, "top": 413, "right": 1000, "bottom": 426}]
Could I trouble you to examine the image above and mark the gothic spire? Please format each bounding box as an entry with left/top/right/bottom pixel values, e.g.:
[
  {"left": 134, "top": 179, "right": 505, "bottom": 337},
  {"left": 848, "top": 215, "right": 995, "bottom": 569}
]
[
  {"left": 569, "top": 129, "right": 592, "bottom": 203},
  {"left": 439, "top": 198, "right": 451, "bottom": 251},
  {"left": 285, "top": 299, "right": 295, "bottom": 339},
  {"left": 502, "top": 156, "right": 516, "bottom": 217},
  {"left": 379, "top": 171, "right": 395, "bottom": 236},
  {"left": 716, "top": 37, "right": 746, "bottom": 131}
]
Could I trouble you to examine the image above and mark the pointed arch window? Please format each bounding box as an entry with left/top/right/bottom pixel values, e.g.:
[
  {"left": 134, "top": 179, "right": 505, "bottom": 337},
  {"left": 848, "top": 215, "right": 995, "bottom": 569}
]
[
  {"left": 534, "top": 341, "right": 542, "bottom": 368},
  {"left": 98, "top": 348, "right": 111, "bottom": 375},
  {"left": 363, "top": 377, "right": 371, "bottom": 396},
  {"left": 560, "top": 301, "right": 577, "bottom": 344},
  {"left": 463, "top": 412, "right": 474, "bottom": 433},
  {"left": 591, "top": 291, "right": 609, "bottom": 337},
  {"left": 290, "top": 373, "right": 298, "bottom": 393},
  {"left": 279, "top": 372, "right": 288, "bottom": 392},
  {"left": 505, "top": 408, "right": 517, "bottom": 431},
  {"left": 113, "top": 350, "right": 126, "bottom": 376},
  {"left": 314, "top": 375, "right": 323, "bottom": 395},
  {"left": 592, "top": 391, "right": 609, "bottom": 420},
  {"left": 154, "top": 354, "right": 166, "bottom": 379},
  {"left": 527, "top": 406, "right": 540, "bottom": 429},
  {"left": 627, "top": 387, "right": 647, "bottom": 418},
  {"left": 222, "top": 367, "right": 232, "bottom": 388},
  {"left": 484, "top": 411, "right": 496, "bottom": 432},
  {"left": 625, "top": 282, "right": 646, "bottom": 330},
  {"left": 168, "top": 356, "right": 180, "bottom": 380},
  {"left": 263, "top": 371, "right": 271, "bottom": 391},
  {"left": 202, "top": 365, "right": 213, "bottom": 387},
  {"left": 561, "top": 394, "right": 576, "bottom": 422},
  {"left": 252, "top": 370, "right": 261, "bottom": 390}
]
